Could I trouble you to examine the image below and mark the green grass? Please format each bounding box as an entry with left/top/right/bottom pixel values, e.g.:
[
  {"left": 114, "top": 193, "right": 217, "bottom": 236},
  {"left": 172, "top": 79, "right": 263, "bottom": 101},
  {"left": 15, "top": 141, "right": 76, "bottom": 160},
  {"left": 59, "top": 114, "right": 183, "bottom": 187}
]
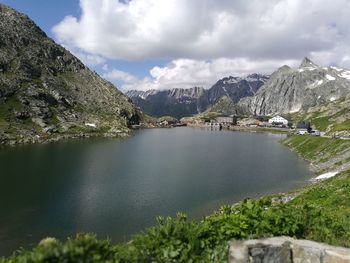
[
  {"left": 311, "top": 116, "right": 331, "bottom": 131},
  {"left": 0, "top": 96, "right": 23, "bottom": 119},
  {"left": 288, "top": 96, "right": 350, "bottom": 133},
  {"left": 282, "top": 135, "right": 350, "bottom": 163},
  {"left": 332, "top": 120, "right": 350, "bottom": 132}
]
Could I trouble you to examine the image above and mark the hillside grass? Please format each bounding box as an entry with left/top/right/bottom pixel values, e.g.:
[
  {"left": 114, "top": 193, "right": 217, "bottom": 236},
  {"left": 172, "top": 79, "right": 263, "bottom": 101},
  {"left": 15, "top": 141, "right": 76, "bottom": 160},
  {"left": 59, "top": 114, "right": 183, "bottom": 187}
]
[
  {"left": 311, "top": 116, "right": 331, "bottom": 131},
  {"left": 1, "top": 136, "right": 350, "bottom": 262},
  {"left": 282, "top": 135, "right": 350, "bottom": 164},
  {"left": 288, "top": 96, "right": 350, "bottom": 134},
  {"left": 332, "top": 119, "right": 350, "bottom": 132}
]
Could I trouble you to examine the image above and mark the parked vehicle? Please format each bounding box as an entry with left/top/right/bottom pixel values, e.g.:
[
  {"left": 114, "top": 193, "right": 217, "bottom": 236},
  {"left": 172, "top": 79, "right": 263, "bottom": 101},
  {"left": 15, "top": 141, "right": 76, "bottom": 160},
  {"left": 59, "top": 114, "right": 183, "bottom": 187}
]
[
  {"left": 310, "top": 130, "right": 321, "bottom": 136},
  {"left": 297, "top": 129, "right": 308, "bottom": 135}
]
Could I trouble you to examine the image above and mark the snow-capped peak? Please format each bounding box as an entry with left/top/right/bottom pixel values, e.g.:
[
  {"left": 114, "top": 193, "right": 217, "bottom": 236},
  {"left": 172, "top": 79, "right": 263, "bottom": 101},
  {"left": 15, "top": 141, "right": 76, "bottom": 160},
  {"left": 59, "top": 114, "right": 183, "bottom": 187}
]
[
  {"left": 298, "top": 57, "right": 319, "bottom": 72},
  {"left": 125, "top": 89, "right": 159, "bottom": 99}
]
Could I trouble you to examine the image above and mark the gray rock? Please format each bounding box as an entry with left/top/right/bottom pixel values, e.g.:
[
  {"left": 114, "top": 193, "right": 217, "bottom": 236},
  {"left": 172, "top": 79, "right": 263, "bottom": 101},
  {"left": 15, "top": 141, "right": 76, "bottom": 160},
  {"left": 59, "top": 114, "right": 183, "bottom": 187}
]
[
  {"left": 229, "top": 237, "right": 350, "bottom": 263},
  {"left": 126, "top": 74, "right": 269, "bottom": 118},
  {"left": 238, "top": 58, "right": 350, "bottom": 116},
  {"left": 31, "top": 117, "right": 46, "bottom": 128},
  {"left": 14, "top": 110, "right": 30, "bottom": 119}
]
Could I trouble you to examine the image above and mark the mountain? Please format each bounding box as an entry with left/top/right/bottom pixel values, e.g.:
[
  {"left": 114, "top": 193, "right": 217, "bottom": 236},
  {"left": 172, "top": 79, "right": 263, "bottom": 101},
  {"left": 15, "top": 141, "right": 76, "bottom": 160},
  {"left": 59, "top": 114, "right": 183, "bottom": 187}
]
[
  {"left": 127, "top": 87, "right": 207, "bottom": 119},
  {"left": 0, "top": 4, "right": 142, "bottom": 145},
  {"left": 204, "top": 96, "right": 237, "bottom": 116},
  {"left": 289, "top": 94, "right": 350, "bottom": 137},
  {"left": 126, "top": 74, "right": 269, "bottom": 118},
  {"left": 238, "top": 57, "right": 350, "bottom": 116}
]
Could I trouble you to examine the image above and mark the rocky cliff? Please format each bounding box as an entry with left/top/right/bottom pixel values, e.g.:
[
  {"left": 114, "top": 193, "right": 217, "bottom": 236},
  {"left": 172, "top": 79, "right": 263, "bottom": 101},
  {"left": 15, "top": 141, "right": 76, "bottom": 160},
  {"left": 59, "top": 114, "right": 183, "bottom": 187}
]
[
  {"left": 238, "top": 58, "right": 350, "bottom": 116},
  {"left": 126, "top": 74, "right": 268, "bottom": 118},
  {"left": 0, "top": 4, "right": 142, "bottom": 145}
]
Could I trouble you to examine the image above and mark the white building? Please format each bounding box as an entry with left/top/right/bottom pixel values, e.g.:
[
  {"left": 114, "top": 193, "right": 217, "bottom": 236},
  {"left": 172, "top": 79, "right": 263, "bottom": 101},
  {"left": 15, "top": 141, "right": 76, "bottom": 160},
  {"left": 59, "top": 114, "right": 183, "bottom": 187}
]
[
  {"left": 268, "top": 115, "right": 289, "bottom": 125},
  {"left": 216, "top": 116, "right": 234, "bottom": 124}
]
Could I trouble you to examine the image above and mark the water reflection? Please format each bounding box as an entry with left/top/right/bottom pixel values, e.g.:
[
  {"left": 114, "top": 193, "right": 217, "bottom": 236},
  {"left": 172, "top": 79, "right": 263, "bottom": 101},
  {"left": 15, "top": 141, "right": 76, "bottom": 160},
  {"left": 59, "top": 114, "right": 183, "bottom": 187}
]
[{"left": 0, "top": 128, "right": 312, "bottom": 255}]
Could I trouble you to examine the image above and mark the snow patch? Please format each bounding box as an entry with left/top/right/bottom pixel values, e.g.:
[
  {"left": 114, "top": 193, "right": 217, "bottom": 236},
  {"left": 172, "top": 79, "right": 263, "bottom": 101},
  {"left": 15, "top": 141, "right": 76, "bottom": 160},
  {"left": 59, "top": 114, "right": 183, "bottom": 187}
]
[
  {"left": 339, "top": 71, "right": 350, "bottom": 80},
  {"left": 222, "top": 86, "right": 231, "bottom": 97},
  {"left": 326, "top": 74, "right": 336, "bottom": 81},
  {"left": 85, "top": 123, "right": 97, "bottom": 128},
  {"left": 223, "top": 78, "right": 239, "bottom": 84},
  {"left": 330, "top": 97, "right": 336, "bottom": 101},
  {"left": 298, "top": 67, "right": 315, "bottom": 72},
  {"left": 331, "top": 66, "right": 343, "bottom": 72},
  {"left": 311, "top": 171, "right": 338, "bottom": 181},
  {"left": 308, "top": 79, "right": 324, "bottom": 89},
  {"left": 289, "top": 105, "right": 302, "bottom": 113}
]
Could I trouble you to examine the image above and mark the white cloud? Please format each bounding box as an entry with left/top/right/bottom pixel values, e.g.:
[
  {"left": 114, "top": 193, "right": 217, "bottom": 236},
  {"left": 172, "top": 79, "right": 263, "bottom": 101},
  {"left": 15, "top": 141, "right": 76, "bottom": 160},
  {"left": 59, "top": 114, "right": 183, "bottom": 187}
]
[
  {"left": 76, "top": 52, "right": 106, "bottom": 66},
  {"left": 53, "top": 0, "right": 350, "bottom": 91},
  {"left": 103, "top": 57, "right": 299, "bottom": 91},
  {"left": 103, "top": 69, "right": 138, "bottom": 83},
  {"left": 53, "top": 0, "right": 350, "bottom": 65}
]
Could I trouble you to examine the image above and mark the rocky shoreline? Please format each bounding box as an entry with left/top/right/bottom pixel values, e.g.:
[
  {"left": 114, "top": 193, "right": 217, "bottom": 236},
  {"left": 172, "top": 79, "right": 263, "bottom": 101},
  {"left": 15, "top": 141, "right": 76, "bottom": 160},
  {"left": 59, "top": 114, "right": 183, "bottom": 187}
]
[{"left": 0, "top": 130, "right": 131, "bottom": 147}]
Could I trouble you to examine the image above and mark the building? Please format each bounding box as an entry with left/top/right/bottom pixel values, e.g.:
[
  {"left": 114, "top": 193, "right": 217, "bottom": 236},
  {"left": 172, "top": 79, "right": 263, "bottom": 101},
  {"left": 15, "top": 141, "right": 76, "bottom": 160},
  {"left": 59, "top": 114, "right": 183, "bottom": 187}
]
[
  {"left": 268, "top": 115, "right": 289, "bottom": 126},
  {"left": 216, "top": 116, "right": 235, "bottom": 124}
]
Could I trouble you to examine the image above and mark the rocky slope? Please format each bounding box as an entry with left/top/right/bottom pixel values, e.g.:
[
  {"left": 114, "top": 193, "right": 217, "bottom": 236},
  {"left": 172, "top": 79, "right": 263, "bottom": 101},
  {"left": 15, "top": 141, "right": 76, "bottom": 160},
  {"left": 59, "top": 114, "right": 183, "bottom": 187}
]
[
  {"left": 204, "top": 96, "right": 237, "bottom": 116},
  {"left": 127, "top": 86, "right": 207, "bottom": 119},
  {"left": 289, "top": 94, "right": 350, "bottom": 137},
  {"left": 238, "top": 58, "right": 350, "bottom": 116},
  {"left": 126, "top": 74, "right": 268, "bottom": 118},
  {"left": 0, "top": 4, "right": 142, "bottom": 145}
]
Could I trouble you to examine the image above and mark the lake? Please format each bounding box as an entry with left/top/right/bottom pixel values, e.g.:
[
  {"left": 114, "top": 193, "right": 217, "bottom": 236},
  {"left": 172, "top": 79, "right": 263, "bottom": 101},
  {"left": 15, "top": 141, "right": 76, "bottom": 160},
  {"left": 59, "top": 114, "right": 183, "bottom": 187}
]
[{"left": 0, "top": 128, "right": 312, "bottom": 255}]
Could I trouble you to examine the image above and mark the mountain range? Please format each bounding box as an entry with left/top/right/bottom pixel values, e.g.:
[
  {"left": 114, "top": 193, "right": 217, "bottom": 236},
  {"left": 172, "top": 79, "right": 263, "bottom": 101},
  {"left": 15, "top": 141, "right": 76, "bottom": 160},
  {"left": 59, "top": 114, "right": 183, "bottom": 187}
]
[
  {"left": 0, "top": 4, "right": 142, "bottom": 145},
  {"left": 126, "top": 74, "right": 269, "bottom": 118},
  {"left": 2, "top": 3, "right": 350, "bottom": 146},
  {"left": 127, "top": 57, "right": 350, "bottom": 119},
  {"left": 237, "top": 57, "right": 350, "bottom": 116}
]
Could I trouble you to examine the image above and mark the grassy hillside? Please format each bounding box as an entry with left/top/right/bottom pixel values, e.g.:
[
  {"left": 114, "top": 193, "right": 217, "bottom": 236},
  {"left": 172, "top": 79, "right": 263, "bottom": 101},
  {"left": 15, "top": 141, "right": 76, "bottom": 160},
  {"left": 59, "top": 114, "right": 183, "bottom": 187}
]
[
  {"left": 288, "top": 96, "right": 350, "bottom": 136},
  {"left": 205, "top": 96, "right": 237, "bottom": 116},
  {"left": 283, "top": 135, "right": 350, "bottom": 175},
  {"left": 2, "top": 136, "right": 350, "bottom": 262},
  {"left": 0, "top": 4, "right": 143, "bottom": 145}
]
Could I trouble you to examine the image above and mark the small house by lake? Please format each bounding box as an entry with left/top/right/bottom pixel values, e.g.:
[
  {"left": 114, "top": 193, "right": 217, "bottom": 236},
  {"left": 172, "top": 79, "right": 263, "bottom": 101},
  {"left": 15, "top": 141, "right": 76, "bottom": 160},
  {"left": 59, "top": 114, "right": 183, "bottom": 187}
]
[
  {"left": 216, "top": 116, "right": 235, "bottom": 124},
  {"left": 268, "top": 115, "right": 289, "bottom": 126}
]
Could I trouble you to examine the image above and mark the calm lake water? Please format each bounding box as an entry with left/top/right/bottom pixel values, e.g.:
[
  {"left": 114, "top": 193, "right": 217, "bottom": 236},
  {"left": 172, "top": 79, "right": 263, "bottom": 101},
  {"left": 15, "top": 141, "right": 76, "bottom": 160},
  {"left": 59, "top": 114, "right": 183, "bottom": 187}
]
[{"left": 0, "top": 128, "right": 312, "bottom": 255}]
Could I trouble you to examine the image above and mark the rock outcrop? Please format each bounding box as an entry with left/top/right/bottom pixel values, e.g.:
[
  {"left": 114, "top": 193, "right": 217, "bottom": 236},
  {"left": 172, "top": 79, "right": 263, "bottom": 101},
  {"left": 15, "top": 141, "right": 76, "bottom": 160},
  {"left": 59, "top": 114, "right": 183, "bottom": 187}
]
[
  {"left": 229, "top": 236, "right": 350, "bottom": 263},
  {"left": 126, "top": 74, "right": 268, "bottom": 118},
  {"left": 238, "top": 58, "right": 350, "bottom": 116},
  {"left": 0, "top": 4, "right": 142, "bottom": 145}
]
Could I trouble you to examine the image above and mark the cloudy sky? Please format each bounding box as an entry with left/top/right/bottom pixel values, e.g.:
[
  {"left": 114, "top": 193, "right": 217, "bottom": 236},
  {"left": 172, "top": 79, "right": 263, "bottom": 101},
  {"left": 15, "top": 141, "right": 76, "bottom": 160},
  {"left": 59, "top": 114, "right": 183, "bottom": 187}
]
[{"left": 3, "top": 0, "right": 350, "bottom": 91}]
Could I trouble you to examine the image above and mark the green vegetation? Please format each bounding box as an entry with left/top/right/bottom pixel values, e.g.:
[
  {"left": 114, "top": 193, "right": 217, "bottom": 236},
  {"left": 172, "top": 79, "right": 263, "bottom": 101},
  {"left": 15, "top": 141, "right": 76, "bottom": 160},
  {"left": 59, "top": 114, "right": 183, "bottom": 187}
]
[
  {"left": 288, "top": 96, "right": 350, "bottom": 134},
  {"left": 332, "top": 120, "right": 350, "bottom": 132},
  {"left": 282, "top": 135, "right": 350, "bottom": 165},
  {"left": 311, "top": 116, "right": 331, "bottom": 131},
  {"left": 0, "top": 96, "right": 23, "bottom": 120}
]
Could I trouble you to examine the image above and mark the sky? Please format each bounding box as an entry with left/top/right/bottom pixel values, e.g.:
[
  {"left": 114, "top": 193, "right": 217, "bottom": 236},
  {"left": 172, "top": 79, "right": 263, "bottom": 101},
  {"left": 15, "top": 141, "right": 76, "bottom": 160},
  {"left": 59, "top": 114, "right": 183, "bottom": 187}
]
[{"left": 2, "top": 0, "right": 350, "bottom": 91}]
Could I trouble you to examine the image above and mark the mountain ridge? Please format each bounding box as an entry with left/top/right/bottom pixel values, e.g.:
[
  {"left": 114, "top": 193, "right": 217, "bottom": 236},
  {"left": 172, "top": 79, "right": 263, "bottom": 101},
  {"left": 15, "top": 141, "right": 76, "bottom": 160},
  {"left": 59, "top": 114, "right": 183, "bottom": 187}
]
[
  {"left": 126, "top": 74, "right": 269, "bottom": 118},
  {"left": 236, "top": 57, "right": 350, "bottom": 116},
  {"left": 0, "top": 4, "right": 142, "bottom": 145}
]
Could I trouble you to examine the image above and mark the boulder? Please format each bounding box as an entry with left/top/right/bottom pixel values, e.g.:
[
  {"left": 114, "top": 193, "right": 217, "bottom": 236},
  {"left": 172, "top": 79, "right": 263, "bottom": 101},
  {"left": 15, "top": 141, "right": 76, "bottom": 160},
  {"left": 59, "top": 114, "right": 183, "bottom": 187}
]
[{"left": 229, "top": 237, "right": 350, "bottom": 263}]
